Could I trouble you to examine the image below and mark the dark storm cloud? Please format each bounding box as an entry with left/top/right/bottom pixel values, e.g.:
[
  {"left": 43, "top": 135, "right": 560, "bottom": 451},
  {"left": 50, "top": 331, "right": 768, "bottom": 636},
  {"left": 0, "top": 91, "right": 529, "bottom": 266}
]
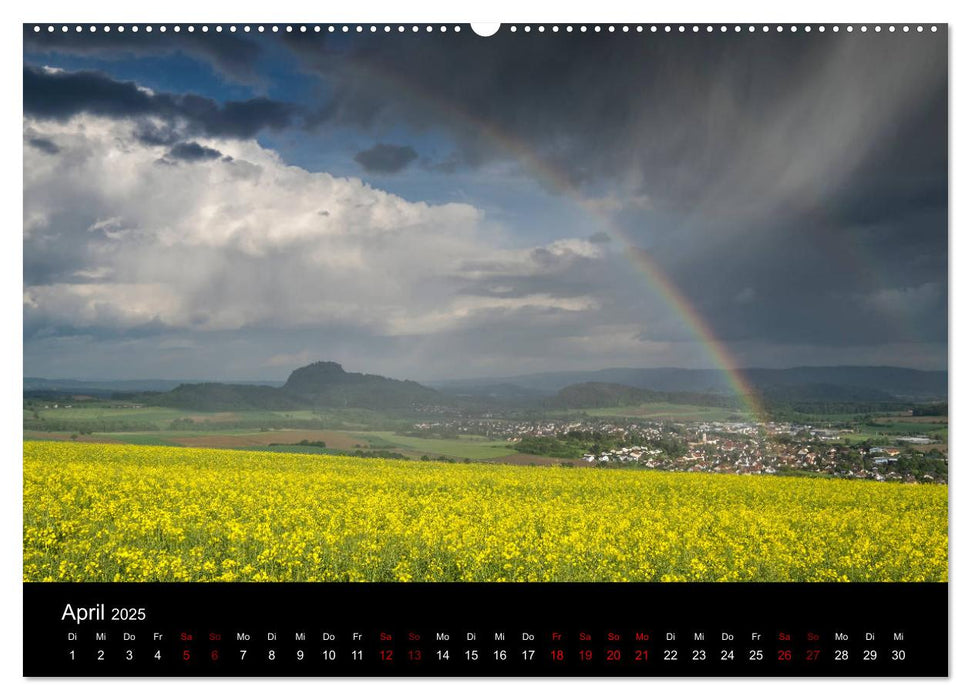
[
  {"left": 166, "top": 141, "right": 223, "bottom": 162},
  {"left": 280, "top": 29, "right": 944, "bottom": 356},
  {"left": 282, "top": 31, "right": 946, "bottom": 211},
  {"left": 24, "top": 65, "right": 298, "bottom": 138},
  {"left": 23, "top": 26, "right": 262, "bottom": 83},
  {"left": 23, "top": 314, "right": 173, "bottom": 343},
  {"left": 637, "top": 206, "right": 949, "bottom": 348},
  {"left": 27, "top": 136, "right": 59, "bottom": 153},
  {"left": 23, "top": 30, "right": 948, "bottom": 375},
  {"left": 133, "top": 122, "right": 181, "bottom": 146},
  {"left": 353, "top": 143, "right": 418, "bottom": 174}
]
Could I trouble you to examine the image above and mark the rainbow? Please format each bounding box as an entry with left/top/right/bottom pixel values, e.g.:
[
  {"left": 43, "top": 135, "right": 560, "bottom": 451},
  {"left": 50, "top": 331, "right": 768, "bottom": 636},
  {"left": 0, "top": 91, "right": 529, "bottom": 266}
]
[{"left": 350, "top": 54, "right": 768, "bottom": 422}]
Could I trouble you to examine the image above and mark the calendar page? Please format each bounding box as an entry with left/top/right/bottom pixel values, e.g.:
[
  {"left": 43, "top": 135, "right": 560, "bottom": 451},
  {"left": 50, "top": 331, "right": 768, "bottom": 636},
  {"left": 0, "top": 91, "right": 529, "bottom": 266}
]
[{"left": 22, "top": 21, "right": 948, "bottom": 677}]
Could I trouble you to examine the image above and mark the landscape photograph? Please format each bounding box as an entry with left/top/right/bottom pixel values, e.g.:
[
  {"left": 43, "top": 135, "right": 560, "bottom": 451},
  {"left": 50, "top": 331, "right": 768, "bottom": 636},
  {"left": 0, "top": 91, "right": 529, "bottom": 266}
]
[{"left": 23, "top": 25, "right": 947, "bottom": 583}]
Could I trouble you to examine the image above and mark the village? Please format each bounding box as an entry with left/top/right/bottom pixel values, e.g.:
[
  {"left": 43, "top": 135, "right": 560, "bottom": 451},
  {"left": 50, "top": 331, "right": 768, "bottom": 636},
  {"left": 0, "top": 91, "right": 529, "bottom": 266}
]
[{"left": 409, "top": 417, "right": 948, "bottom": 483}]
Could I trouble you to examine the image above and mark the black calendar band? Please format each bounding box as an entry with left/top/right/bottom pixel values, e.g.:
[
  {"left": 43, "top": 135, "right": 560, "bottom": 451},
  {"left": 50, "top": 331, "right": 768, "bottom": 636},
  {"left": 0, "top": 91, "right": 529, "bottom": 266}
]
[{"left": 23, "top": 581, "right": 947, "bottom": 677}]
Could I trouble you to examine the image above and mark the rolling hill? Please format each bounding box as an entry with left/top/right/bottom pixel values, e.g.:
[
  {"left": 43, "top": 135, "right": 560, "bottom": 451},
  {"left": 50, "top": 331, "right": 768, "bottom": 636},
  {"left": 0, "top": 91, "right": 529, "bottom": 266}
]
[{"left": 151, "top": 361, "right": 442, "bottom": 411}]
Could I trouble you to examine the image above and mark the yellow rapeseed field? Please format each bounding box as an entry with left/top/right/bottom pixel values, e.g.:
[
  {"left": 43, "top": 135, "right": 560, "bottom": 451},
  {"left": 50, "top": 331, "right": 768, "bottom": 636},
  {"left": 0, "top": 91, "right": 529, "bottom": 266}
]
[{"left": 23, "top": 441, "right": 947, "bottom": 582}]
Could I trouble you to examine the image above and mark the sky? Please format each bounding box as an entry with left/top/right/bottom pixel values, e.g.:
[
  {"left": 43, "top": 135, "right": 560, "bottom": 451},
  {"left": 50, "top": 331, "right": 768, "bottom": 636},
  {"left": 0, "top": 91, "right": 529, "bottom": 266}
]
[{"left": 22, "top": 25, "right": 947, "bottom": 381}]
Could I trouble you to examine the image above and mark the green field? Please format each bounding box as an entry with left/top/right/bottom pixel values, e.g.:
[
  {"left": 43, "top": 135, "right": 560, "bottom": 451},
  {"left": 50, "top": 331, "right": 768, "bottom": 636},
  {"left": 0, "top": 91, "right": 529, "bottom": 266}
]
[
  {"left": 859, "top": 421, "right": 946, "bottom": 436},
  {"left": 23, "top": 403, "right": 401, "bottom": 430},
  {"left": 98, "top": 433, "right": 183, "bottom": 446},
  {"left": 23, "top": 425, "right": 518, "bottom": 461},
  {"left": 840, "top": 421, "right": 947, "bottom": 445},
  {"left": 24, "top": 406, "right": 342, "bottom": 425},
  {"left": 25, "top": 405, "right": 190, "bottom": 427},
  {"left": 353, "top": 431, "right": 518, "bottom": 460}
]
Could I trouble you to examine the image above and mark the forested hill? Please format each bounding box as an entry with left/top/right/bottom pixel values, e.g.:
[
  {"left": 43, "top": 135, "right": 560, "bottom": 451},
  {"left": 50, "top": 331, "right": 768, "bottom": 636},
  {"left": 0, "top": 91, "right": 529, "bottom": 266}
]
[
  {"left": 282, "top": 361, "right": 440, "bottom": 408},
  {"left": 151, "top": 361, "right": 441, "bottom": 411}
]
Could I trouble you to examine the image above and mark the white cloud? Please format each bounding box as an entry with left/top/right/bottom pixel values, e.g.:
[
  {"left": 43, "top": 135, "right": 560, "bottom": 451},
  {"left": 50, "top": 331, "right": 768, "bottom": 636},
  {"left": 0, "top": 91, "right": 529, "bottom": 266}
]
[
  {"left": 455, "top": 237, "right": 604, "bottom": 280},
  {"left": 386, "top": 294, "right": 600, "bottom": 335},
  {"left": 24, "top": 115, "right": 602, "bottom": 337}
]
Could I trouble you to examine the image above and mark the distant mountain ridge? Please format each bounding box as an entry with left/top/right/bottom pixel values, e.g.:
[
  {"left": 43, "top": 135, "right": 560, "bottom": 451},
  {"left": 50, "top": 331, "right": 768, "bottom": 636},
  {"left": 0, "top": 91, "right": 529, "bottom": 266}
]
[
  {"left": 433, "top": 365, "right": 947, "bottom": 400},
  {"left": 546, "top": 380, "right": 897, "bottom": 412},
  {"left": 25, "top": 363, "right": 947, "bottom": 410}
]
